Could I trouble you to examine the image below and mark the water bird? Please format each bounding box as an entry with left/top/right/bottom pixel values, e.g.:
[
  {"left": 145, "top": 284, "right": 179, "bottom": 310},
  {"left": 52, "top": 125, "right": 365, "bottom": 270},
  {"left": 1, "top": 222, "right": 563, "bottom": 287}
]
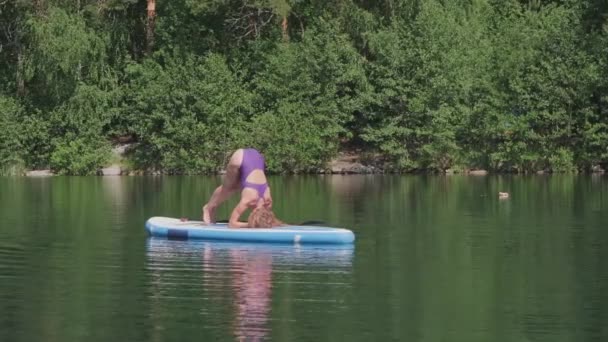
[{"left": 498, "top": 192, "right": 509, "bottom": 199}]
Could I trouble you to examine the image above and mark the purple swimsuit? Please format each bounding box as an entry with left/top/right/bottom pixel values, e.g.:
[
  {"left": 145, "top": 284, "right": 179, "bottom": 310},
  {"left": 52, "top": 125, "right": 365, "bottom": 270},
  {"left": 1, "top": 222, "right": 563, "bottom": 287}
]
[{"left": 240, "top": 148, "right": 268, "bottom": 198}]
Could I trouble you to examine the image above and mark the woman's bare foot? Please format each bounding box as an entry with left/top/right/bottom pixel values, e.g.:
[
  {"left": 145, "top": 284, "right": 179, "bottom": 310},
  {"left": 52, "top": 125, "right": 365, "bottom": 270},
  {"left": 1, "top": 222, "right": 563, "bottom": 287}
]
[{"left": 202, "top": 204, "right": 215, "bottom": 224}]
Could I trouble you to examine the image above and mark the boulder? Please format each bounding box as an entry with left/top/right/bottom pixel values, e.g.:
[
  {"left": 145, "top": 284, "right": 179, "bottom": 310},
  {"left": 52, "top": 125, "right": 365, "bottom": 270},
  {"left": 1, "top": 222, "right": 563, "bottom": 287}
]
[
  {"left": 329, "top": 160, "right": 375, "bottom": 174},
  {"left": 100, "top": 165, "right": 122, "bottom": 176},
  {"left": 25, "top": 170, "right": 53, "bottom": 177},
  {"left": 468, "top": 169, "right": 488, "bottom": 175}
]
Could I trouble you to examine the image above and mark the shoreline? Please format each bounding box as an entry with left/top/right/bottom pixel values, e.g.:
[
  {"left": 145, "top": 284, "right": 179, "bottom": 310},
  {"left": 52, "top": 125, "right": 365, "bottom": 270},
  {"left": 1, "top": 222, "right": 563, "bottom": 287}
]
[
  {"left": 15, "top": 146, "right": 608, "bottom": 177},
  {"left": 20, "top": 167, "right": 607, "bottom": 177}
]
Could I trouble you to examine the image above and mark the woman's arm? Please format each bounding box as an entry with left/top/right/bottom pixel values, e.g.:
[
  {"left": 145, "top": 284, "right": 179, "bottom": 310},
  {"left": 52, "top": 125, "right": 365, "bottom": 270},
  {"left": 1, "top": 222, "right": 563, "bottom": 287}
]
[
  {"left": 228, "top": 200, "right": 251, "bottom": 228},
  {"left": 263, "top": 187, "right": 273, "bottom": 209}
]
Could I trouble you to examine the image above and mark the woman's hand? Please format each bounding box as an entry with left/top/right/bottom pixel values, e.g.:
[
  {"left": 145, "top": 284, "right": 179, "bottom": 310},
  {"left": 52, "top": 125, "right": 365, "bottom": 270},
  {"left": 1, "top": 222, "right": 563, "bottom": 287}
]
[{"left": 263, "top": 188, "right": 273, "bottom": 209}]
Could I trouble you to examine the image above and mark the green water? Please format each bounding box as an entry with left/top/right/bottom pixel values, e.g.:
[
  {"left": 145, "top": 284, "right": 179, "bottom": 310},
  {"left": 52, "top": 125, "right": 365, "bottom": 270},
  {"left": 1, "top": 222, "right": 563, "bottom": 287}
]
[{"left": 0, "top": 175, "right": 607, "bottom": 342}]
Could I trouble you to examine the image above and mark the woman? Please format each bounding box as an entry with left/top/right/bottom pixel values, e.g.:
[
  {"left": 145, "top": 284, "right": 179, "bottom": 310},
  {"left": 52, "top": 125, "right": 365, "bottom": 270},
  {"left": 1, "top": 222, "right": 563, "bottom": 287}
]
[{"left": 202, "top": 148, "right": 282, "bottom": 228}]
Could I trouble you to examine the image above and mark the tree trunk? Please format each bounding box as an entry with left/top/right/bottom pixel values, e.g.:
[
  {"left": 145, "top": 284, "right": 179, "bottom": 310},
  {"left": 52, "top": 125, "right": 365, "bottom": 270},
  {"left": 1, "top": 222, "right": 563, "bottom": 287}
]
[
  {"left": 33, "top": 0, "right": 44, "bottom": 15},
  {"left": 281, "top": 16, "right": 289, "bottom": 41},
  {"left": 16, "top": 50, "right": 25, "bottom": 97},
  {"left": 146, "top": 0, "right": 156, "bottom": 55}
]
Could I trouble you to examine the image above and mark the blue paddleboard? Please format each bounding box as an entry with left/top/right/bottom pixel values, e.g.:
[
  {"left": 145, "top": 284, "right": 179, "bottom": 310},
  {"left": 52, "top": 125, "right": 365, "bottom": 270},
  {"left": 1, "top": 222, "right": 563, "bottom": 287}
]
[{"left": 145, "top": 217, "right": 355, "bottom": 244}]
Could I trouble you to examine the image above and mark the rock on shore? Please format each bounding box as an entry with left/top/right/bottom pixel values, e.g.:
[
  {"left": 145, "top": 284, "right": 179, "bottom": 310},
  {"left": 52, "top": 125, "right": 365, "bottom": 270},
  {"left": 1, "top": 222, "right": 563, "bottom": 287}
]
[
  {"left": 327, "top": 152, "right": 376, "bottom": 174},
  {"left": 25, "top": 170, "right": 54, "bottom": 177}
]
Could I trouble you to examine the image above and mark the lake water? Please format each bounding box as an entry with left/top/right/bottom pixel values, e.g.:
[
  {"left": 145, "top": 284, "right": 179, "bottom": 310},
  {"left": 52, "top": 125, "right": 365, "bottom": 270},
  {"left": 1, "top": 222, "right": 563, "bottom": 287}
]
[{"left": 0, "top": 175, "right": 607, "bottom": 341}]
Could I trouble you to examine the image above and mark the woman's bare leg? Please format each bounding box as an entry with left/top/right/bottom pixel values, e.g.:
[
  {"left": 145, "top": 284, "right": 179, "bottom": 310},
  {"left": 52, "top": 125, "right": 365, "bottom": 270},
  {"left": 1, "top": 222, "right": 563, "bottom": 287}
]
[
  {"left": 202, "top": 149, "right": 243, "bottom": 223},
  {"left": 202, "top": 185, "right": 237, "bottom": 223}
]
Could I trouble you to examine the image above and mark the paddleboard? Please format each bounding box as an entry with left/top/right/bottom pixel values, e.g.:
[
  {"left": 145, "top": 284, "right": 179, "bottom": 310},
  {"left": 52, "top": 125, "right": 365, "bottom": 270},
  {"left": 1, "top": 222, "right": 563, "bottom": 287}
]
[{"left": 145, "top": 217, "right": 355, "bottom": 244}]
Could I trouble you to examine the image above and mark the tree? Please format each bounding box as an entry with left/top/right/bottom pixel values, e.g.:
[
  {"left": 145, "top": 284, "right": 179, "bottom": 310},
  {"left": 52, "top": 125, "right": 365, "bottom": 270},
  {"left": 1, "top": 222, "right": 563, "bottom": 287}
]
[{"left": 146, "top": 0, "right": 156, "bottom": 54}]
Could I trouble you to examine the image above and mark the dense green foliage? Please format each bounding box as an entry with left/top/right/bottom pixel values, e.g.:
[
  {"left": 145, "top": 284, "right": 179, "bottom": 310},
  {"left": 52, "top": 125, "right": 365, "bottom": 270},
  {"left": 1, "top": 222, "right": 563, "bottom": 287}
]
[{"left": 1, "top": 0, "right": 607, "bottom": 174}]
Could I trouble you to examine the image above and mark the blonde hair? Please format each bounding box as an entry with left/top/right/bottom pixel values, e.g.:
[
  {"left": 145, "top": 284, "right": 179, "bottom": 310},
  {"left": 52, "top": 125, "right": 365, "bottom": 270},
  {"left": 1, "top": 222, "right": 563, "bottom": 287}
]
[{"left": 247, "top": 207, "right": 283, "bottom": 228}]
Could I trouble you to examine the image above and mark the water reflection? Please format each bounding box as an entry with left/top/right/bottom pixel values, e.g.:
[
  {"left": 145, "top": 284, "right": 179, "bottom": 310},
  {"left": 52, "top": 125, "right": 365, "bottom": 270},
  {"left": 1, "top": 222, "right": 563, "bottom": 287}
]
[
  {"left": 145, "top": 239, "right": 354, "bottom": 341},
  {"left": 229, "top": 248, "right": 272, "bottom": 341}
]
